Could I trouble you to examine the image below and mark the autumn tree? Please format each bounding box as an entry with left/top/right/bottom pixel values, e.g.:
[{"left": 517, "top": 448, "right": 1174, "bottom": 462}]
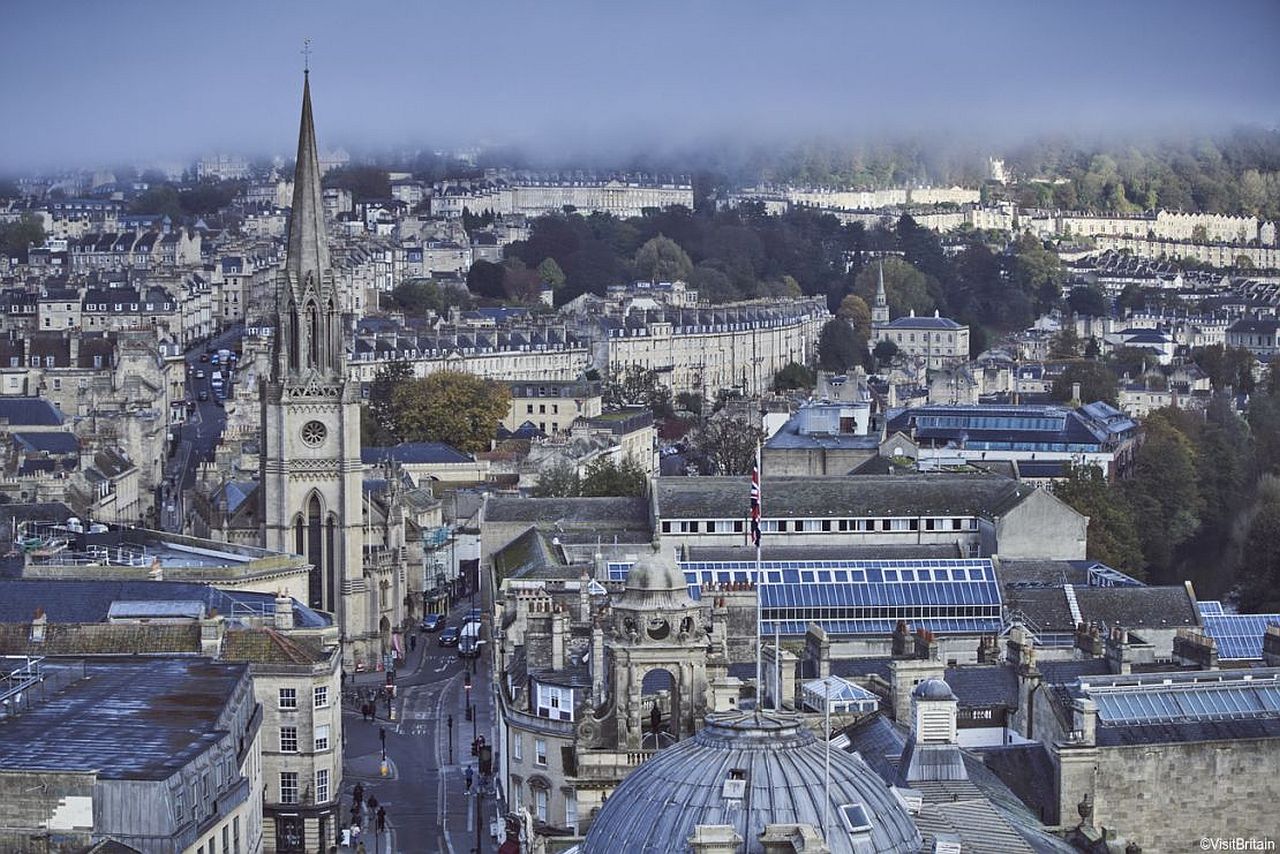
[
  {"left": 837, "top": 294, "right": 872, "bottom": 339},
  {"left": 388, "top": 370, "right": 510, "bottom": 453},
  {"left": 366, "top": 360, "right": 414, "bottom": 445}
]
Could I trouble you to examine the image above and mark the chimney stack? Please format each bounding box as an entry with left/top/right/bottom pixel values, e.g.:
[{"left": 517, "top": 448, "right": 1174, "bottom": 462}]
[
  {"left": 274, "top": 591, "right": 295, "bottom": 631},
  {"left": 550, "top": 607, "right": 567, "bottom": 671},
  {"left": 29, "top": 607, "right": 47, "bottom": 644}
]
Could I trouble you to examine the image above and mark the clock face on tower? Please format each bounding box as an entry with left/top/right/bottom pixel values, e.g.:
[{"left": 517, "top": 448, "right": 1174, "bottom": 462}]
[{"left": 301, "top": 420, "right": 328, "bottom": 448}]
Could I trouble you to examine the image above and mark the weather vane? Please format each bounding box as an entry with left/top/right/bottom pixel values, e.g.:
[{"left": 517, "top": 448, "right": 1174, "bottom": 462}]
[{"left": 302, "top": 38, "right": 312, "bottom": 73}]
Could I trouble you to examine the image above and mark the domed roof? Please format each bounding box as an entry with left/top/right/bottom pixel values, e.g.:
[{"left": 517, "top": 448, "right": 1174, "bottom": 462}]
[
  {"left": 583, "top": 710, "right": 920, "bottom": 854},
  {"left": 912, "top": 677, "right": 957, "bottom": 701},
  {"left": 617, "top": 547, "right": 697, "bottom": 611},
  {"left": 626, "top": 547, "right": 687, "bottom": 592}
]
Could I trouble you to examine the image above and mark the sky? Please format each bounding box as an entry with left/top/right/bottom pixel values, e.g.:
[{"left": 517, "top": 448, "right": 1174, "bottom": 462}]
[{"left": 2, "top": 0, "right": 1279, "bottom": 171}]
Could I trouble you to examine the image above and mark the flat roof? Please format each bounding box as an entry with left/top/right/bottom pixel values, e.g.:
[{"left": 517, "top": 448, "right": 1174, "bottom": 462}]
[{"left": 0, "top": 657, "right": 248, "bottom": 780}]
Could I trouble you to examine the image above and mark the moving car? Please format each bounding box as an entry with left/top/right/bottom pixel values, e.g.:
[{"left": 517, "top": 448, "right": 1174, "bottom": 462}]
[
  {"left": 464, "top": 608, "right": 483, "bottom": 626},
  {"left": 195, "top": 369, "right": 205, "bottom": 379},
  {"left": 198, "top": 390, "right": 209, "bottom": 401},
  {"left": 198, "top": 353, "right": 209, "bottom": 363},
  {"left": 438, "top": 626, "right": 460, "bottom": 647},
  {"left": 420, "top": 613, "right": 443, "bottom": 632}
]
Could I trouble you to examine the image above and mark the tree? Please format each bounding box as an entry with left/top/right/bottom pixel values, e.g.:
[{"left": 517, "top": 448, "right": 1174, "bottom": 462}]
[
  {"left": 1235, "top": 254, "right": 1256, "bottom": 271},
  {"left": 532, "top": 461, "right": 581, "bottom": 498},
  {"left": 466, "top": 260, "right": 507, "bottom": 300},
  {"left": 837, "top": 294, "right": 872, "bottom": 339},
  {"left": 368, "top": 360, "right": 414, "bottom": 445},
  {"left": 1066, "top": 286, "right": 1108, "bottom": 318},
  {"left": 390, "top": 279, "right": 472, "bottom": 316},
  {"left": 1053, "top": 464, "right": 1145, "bottom": 577},
  {"left": 634, "top": 235, "right": 693, "bottom": 283},
  {"left": 0, "top": 214, "right": 46, "bottom": 262},
  {"left": 1051, "top": 361, "right": 1118, "bottom": 405},
  {"left": 1238, "top": 476, "right": 1280, "bottom": 611},
  {"left": 1049, "top": 328, "right": 1082, "bottom": 360},
  {"left": 580, "top": 456, "right": 648, "bottom": 497},
  {"left": 388, "top": 371, "right": 510, "bottom": 453},
  {"left": 675, "top": 391, "right": 704, "bottom": 417},
  {"left": 1123, "top": 411, "right": 1203, "bottom": 577},
  {"left": 774, "top": 362, "right": 815, "bottom": 392},
  {"left": 818, "top": 318, "right": 861, "bottom": 373},
  {"left": 873, "top": 339, "right": 899, "bottom": 367},
  {"left": 852, "top": 257, "right": 936, "bottom": 319},
  {"left": 537, "top": 257, "right": 566, "bottom": 288},
  {"left": 688, "top": 264, "right": 737, "bottom": 304},
  {"left": 602, "top": 364, "right": 673, "bottom": 420},
  {"left": 502, "top": 259, "right": 543, "bottom": 303},
  {"left": 323, "top": 165, "right": 390, "bottom": 202},
  {"left": 693, "top": 417, "right": 765, "bottom": 476}
]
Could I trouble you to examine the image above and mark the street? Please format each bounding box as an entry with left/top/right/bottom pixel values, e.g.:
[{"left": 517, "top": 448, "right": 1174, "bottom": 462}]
[
  {"left": 340, "top": 597, "right": 499, "bottom": 854},
  {"left": 160, "top": 324, "right": 242, "bottom": 531}
]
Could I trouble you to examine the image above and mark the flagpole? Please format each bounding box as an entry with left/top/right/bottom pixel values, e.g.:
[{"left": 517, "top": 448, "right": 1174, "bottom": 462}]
[
  {"left": 754, "top": 441, "right": 763, "bottom": 711},
  {"left": 775, "top": 622, "right": 781, "bottom": 711}
]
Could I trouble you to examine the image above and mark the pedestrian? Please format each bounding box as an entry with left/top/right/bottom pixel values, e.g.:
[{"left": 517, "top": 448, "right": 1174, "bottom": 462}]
[
  {"left": 350, "top": 822, "right": 361, "bottom": 847},
  {"left": 465, "top": 766, "right": 473, "bottom": 793},
  {"left": 410, "top": 633, "right": 417, "bottom": 652},
  {"left": 352, "top": 782, "right": 364, "bottom": 808},
  {"left": 376, "top": 805, "right": 386, "bottom": 832},
  {"left": 368, "top": 794, "right": 379, "bottom": 815}
]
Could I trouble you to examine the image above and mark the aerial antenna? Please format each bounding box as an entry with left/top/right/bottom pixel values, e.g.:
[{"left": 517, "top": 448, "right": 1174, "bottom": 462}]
[{"left": 302, "top": 38, "right": 312, "bottom": 74}]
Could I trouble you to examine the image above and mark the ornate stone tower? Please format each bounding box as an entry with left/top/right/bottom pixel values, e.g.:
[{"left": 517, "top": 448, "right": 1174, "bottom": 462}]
[
  {"left": 606, "top": 547, "right": 710, "bottom": 750},
  {"left": 260, "top": 71, "right": 393, "bottom": 668}
]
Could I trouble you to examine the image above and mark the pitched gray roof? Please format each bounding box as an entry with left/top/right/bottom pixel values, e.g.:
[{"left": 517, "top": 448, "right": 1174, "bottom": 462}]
[
  {"left": 655, "top": 475, "right": 1031, "bottom": 519},
  {"left": 484, "top": 496, "right": 650, "bottom": 529}
]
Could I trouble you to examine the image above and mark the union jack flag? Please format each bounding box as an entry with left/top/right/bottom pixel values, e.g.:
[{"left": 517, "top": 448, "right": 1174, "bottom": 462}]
[{"left": 750, "top": 463, "right": 761, "bottom": 547}]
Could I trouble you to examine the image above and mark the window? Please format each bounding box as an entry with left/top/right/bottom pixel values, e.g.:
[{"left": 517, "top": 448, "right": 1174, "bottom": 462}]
[
  {"left": 535, "top": 788, "right": 548, "bottom": 822},
  {"left": 526, "top": 404, "right": 533, "bottom": 413},
  {"left": 513, "top": 733, "right": 522, "bottom": 761},
  {"left": 565, "top": 790, "right": 577, "bottom": 827},
  {"left": 314, "top": 686, "right": 329, "bottom": 708},
  {"left": 315, "top": 724, "right": 330, "bottom": 751},
  {"left": 534, "top": 738, "right": 547, "bottom": 766},
  {"left": 279, "top": 688, "right": 297, "bottom": 709},
  {"left": 222, "top": 825, "right": 230, "bottom": 854},
  {"left": 233, "top": 817, "right": 240, "bottom": 854},
  {"left": 280, "top": 726, "right": 298, "bottom": 753},
  {"left": 280, "top": 771, "right": 299, "bottom": 804},
  {"left": 316, "top": 768, "right": 330, "bottom": 803}
]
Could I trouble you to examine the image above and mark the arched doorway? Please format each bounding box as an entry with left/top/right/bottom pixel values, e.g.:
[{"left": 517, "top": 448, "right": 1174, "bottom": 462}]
[{"left": 641, "top": 668, "right": 679, "bottom": 749}]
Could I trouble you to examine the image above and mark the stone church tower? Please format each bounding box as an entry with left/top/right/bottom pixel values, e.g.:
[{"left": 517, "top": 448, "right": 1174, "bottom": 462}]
[
  {"left": 872, "top": 260, "right": 890, "bottom": 326},
  {"left": 260, "top": 71, "right": 399, "bottom": 668}
]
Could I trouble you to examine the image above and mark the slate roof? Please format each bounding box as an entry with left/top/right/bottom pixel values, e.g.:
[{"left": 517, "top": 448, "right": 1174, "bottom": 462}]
[
  {"left": 0, "top": 579, "right": 331, "bottom": 628},
  {"left": 0, "top": 397, "right": 65, "bottom": 426},
  {"left": 0, "top": 622, "right": 201, "bottom": 656},
  {"left": 484, "top": 496, "right": 651, "bottom": 529},
  {"left": 884, "top": 315, "right": 964, "bottom": 330},
  {"left": 943, "top": 665, "right": 1019, "bottom": 708},
  {"left": 1072, "top": 585, "right": 1198, "bottom": 631},
  {"left": 13, "top": 431, "right": 79, "bottom": 454},
  {"left": 1036, "top": 658, "right": 1110, "bottom": 685},
  {"left": 683, "top": 543, "right": 962, "bottom": 562},
  {"left": 655, "top": 475, "right": 1031, "bottom": 520},
  {"left": 0, "top": 657, "right": 248, "bottom": 780},
  {"left": 361, "top": 441, "right": 473, "bottom": 465},
  {"left": 219, "top": 627, "right": 330, "bottom": 665},
  {"left": 979, "top": 743, "right": 1059, "bottom": 826}
]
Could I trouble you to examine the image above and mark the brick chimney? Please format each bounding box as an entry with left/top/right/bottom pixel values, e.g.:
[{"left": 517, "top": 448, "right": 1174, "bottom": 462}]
[
  {"left": 891, "top": 620, "right": 912, "bottom": 658},
  {"left": 913, "top": 628, "right": 939, "bottom": 661},
  {"left": 976, "top": 634, "right": 1000, "bottom": 664},
  {"left": 1075, "top": 622, "right": 1104, "bottom": 658}
]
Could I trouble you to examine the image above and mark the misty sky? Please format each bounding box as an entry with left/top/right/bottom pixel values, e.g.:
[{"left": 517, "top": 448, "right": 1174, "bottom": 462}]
[{"left": 3, "top": 0, "right": 1279, "bottom": 171}]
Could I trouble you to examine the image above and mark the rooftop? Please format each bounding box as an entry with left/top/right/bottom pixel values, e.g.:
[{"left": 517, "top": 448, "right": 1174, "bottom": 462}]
[{"left": 0, "top": 657, "right": 248, "bottom": 780}]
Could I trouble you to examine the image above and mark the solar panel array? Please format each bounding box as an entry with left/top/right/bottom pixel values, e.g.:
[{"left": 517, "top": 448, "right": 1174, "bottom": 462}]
[
  {"left": 1198, "top": 600, "right": 1225, "bottom": 615},
  {"left": 607, "top": 558, "right": 1003, "bottom": 636},
  {"left": 1089, "top": 679, "right": 1280, "bottom": 724},
  {"left": 1201, "top": 614, "right": 1280, "bottom": 660}
]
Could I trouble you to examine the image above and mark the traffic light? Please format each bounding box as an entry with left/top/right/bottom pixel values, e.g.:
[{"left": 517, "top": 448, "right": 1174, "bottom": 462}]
[{"left": 470, "top": 737, "right": 480, "bottom": 756}]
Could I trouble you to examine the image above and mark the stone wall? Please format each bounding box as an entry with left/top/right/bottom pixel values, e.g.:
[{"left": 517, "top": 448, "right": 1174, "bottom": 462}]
[{"left": 1057, "top": 737, "right": 1280, "bottom": 852}]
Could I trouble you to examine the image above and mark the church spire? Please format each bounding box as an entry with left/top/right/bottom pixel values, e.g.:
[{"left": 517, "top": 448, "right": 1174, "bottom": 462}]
[
  {"left": 872, "top": 259, "right": 889, "bottom": 325},
  {"left": 287, "top": 70, "right": 329, "bottom": 288}
]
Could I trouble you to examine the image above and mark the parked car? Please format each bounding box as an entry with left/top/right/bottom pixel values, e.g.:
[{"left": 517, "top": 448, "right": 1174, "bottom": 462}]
[
  {"left": 438, "top": 626, "right": 460, "bottom": 647},
  {"left": 420, "top": 613, "right": 443, "bottom": 632}
]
